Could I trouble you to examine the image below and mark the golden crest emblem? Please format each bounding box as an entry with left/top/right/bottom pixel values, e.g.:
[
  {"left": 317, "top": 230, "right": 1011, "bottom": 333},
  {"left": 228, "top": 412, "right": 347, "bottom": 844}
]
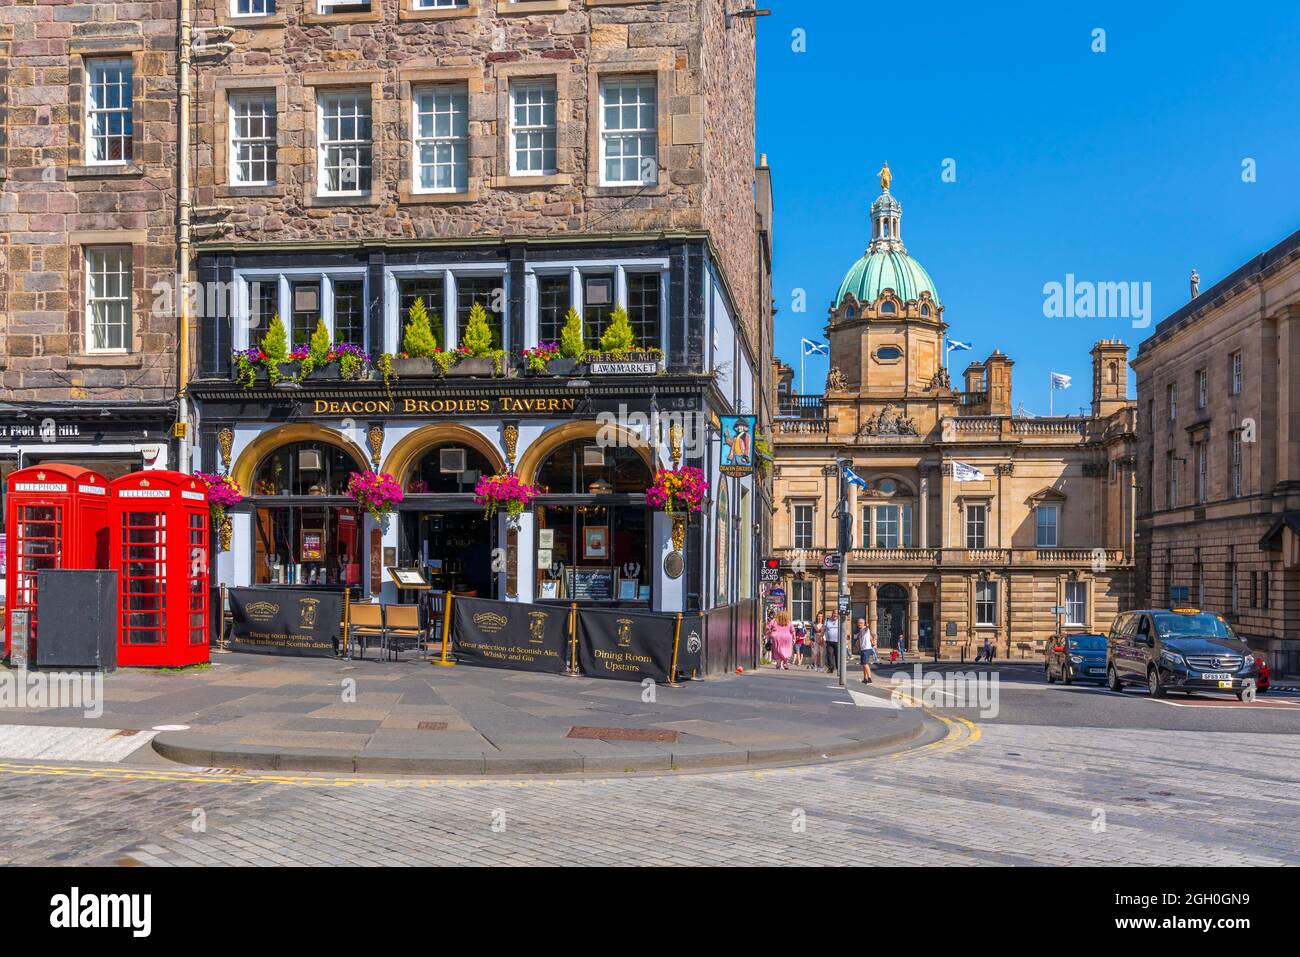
[
  {"left": 299, "top": 598, "right": 320, "bottom": 629},
  {"left": 528, "top": 610, "right": 548, "bottom": 644},
  {"left": 616, "top": 617, "right": 634, "bottom": 648}
]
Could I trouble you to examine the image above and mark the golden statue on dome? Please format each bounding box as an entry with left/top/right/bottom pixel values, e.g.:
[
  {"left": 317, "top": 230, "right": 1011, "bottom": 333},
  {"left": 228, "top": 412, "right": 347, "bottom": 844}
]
[{"left": 877, "top": 161, "right": 892, "bottom": 191}]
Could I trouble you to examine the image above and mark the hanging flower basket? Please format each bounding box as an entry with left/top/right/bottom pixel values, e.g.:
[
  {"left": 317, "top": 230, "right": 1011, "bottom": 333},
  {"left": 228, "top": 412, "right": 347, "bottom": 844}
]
[
  {"left": 474, "top": 472, "right": 539, "bottom": 522},
  {"left": 646, "top": 466, "right": 708, "bottom": 514},
  {"left": 195, "top": 471, "right": 244, "bottom": 552},
  {"left": 346, "top": 470, "right": 405, "bottom": 520}
]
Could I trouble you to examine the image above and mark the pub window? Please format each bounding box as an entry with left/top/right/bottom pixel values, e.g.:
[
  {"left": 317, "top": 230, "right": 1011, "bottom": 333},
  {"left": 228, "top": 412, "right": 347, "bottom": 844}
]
[
  {"left": 333, "top": 279, "right": 365, "bottom": 347},
  {"left": 625, "top": 271, "right": 662, "bottom": 351},
  {"left": 532, "top": 439, "right": 652, "bottom": 604},
  {"left": 399, "top": 276, "right": 445, "bottom": 331},
  {"left": 291, "top": 280, "right": 321, "bottom": 346},
  {"left": 456, "top": 275, "right": 504, "bottom": 349},
  {"left": 246, "top": 277, "right": 277, "bottom": 344},
  {"left": 536, "top": 273, "right": 570, "bottom": 345},
  {"left": 253, "top": 441, "right": 360, "bottom": 497},
  {"left": 583, "top": 274, "right": 614, "bottom": 348},
  {"left": 406, "top": 443, "right": 493, "bottom": 494}
]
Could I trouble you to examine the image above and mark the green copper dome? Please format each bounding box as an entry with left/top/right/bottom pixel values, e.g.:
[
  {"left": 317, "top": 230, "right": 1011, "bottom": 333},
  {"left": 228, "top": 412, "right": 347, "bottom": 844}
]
[
  {"left": 835, "top": 170, "right": 940, "bottom": 309},
  {"left": 835, "top": 249, "right": 940, "bottom": 308}
]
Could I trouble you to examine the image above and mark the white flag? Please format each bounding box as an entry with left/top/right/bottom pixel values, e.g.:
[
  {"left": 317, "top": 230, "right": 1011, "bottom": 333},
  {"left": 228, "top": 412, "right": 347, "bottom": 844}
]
[
  {"left": 1051, "top": 372, "right": 1072, "bottom": 389},
  {"left": 951, "top": 460, "right": 986, "bottom": 482}
]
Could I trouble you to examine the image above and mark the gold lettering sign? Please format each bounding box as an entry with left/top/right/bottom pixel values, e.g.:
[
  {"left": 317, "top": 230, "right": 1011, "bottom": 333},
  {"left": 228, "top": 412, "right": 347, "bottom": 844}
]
[{"left": 308, "top": 396, "right": 577, "bottom": 417}]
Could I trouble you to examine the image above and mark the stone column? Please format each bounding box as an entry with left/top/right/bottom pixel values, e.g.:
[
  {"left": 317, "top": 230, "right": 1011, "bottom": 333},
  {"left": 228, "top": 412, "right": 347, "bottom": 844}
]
[
  {"left": 866, "top": 581, "right": 878, "bottom": 632},
  {"left": 918, "top": 470, "right": 929, "bottom": 548},
  {"left": 908, "top": 581, "right": 920, "bottom": 649}
]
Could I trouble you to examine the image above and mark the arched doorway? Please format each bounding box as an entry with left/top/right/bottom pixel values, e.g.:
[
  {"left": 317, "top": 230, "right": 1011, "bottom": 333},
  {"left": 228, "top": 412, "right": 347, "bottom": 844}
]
[
  {"left": 248, "top": 439, "right": 366, "bottom": 588},
  {"left": 532, "top": 438, "right": 653, "bottom": 605},
  {"left": 401, "top": 441, "right": 499, "bottom": 598},
  {"left": 876, "top": 584, "right": 908, "bottom": 650}
]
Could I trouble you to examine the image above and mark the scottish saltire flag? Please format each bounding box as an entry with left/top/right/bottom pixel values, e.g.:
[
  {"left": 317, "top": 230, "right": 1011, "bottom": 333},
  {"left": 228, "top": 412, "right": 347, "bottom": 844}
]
[
  {"left": 946, "top": 338, "right": 972, "bottom": 354},
  {"left": 951, "top": 460, "right": 986, "bottom": 482},
  {"left": 844, "top": 465, "right": 869, "bottom": 489},
  {"left": 1051, "top": 372, "right": 1073, "bottom": 389},
  {"left": 801, "top": 337, "right": 828, "bottom": 356}
]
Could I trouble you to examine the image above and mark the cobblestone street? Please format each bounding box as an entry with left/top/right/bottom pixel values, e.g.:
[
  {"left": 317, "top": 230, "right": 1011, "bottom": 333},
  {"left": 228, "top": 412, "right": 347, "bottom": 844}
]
[{"left": 1, "top": 715, "right": 1294, "bottom": 866}]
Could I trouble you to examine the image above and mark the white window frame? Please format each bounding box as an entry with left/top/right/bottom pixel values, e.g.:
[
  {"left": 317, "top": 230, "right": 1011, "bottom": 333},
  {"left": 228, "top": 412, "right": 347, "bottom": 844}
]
[
  {"left": 318, "top": 0, "right": 372, "bottom": 12},
  {"left": 1167, "top": 382, "right": 1177, "bottom": 421},
  {"left": 229, "top": 92, "right": 277, "bottom": 186},
  {"left": 1230, "top": 351, "right": 1243, "bottom": 395},
  {"left": 1035, "top": 504, "right": 1059, "bottom": 548},
  {"left": 1197, "top": 368, "right": 1208, "bottom": 409},
  {"left": 975, "top": 580, "right": 997, "bottom": 627},
  {"left": 793, "top": 504, "right": 814, "bottom": 550},
  {"left": 232, "top": 0, "right": 275, "bottom": 15},
  {"left": 599, "top": 76, "right": 658, "bottom": 187},
  {"left": 1196, "top": 440, "right": 1208, "bottom": 503},
  {"left": 85, "top": 246, "right": 132, "bottom": 354},
  {"left": 86, "top": 58, "right": 133, "bottom": 166},
  {"left": 791, "top": 580, "right": 813, "bottom": 625},
  {"left": 1230, "top": 432, "right": 1243, "bottom": 497},
  {"left": 1064, "top": 581, "right": 1086, "bottom": 627},
  {"left": 965, "top": 503, "right": 987, "bottom": 550},
  {"left": 414, "top": 0, "right": 467, "bottom": 6},
  {"left": 413, "top": 84, "right": 469, "bottom": 194},
  {"left": 509, "top": 79, "right": 557, "bottom": 177},
  {"left": 317, "top": 89, "right": 372, "bottom": 196},
  {"left": 874, "top": 505, "right": 900, "bottom": 549},
  {"left": 381, "top": 264, "right": 509, "bottom": 355}
]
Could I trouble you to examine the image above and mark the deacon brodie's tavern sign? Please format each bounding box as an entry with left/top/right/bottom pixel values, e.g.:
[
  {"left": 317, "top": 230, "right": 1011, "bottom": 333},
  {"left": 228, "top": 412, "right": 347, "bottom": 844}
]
[{"left": 305, "top": 396, "right": 580, "bottom": 417}]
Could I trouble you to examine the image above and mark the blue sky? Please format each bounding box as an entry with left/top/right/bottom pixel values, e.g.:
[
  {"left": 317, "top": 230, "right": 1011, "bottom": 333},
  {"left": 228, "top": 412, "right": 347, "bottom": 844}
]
[{"left": 756, "top": 2, "right": 1300, "bottom": 413}]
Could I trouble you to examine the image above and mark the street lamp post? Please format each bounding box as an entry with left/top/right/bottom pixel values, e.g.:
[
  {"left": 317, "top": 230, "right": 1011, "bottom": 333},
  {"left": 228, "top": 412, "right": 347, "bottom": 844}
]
[{"left": 836, "top": 458, "right": 851, "bottom": 688}]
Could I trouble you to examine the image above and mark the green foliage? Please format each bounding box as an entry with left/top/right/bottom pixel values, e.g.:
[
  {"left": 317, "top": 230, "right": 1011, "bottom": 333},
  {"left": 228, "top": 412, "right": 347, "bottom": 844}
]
[
  {"left": 559, "top": 307, "right": 585, "bottom": 359},
  {"left": 339, "top": 351, "right": 366, "bottom": 380},
  {"left": 432, "top": 350, "right": 458, "bottom": 374},
  {"left": 233, "top": 353, "right": 257, "bottom": 390},
  {"left": 262, "top": 315, "right": 288, "bottom": 363},
  {"left": 599, "top": 306, "right": 636, "bottom": 355},
  {"left": 298, "top": 318, "right": 332, "bottom": 379},
  {"left": 377, "top": 353, "right": 395, "bottom": 394},
  {"left": 403, "top": 297, "right": 439, "bottom": 358},
  {"left": 461, "top": 302, "right": 495, "bottom": 356}
]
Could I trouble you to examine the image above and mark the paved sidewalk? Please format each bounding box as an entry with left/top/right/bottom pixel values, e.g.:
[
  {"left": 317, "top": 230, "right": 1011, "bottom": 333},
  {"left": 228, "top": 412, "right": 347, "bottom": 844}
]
[{"left": 0, "top": 655, "right": 925, "bottom": 775}]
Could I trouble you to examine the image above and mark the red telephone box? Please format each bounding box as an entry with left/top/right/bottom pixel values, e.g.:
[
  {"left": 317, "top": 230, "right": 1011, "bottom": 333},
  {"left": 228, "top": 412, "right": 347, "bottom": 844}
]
[
  {"left": 4, "top": 463, "right": 111, "bottom": 656},
  {"left": 110, "top": 470, "right": 211, "bottom": 667}
]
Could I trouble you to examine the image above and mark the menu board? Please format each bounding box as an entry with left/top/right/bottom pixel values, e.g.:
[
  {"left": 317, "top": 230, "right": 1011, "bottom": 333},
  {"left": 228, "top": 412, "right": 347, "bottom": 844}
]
[{"left": 569, "top": 567, "right": 613, "bottom": 601}]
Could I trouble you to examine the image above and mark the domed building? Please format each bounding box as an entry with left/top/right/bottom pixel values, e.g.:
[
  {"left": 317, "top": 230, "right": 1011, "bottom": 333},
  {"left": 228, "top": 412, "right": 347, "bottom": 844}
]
[{"left": 770, "top": 166, "right": 1139, "bottom": 660}]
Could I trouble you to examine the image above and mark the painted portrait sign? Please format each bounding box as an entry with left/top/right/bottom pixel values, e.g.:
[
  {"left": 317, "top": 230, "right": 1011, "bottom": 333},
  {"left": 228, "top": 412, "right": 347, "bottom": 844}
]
[{"left": 719, "top": 415, "right": 757, "bottom": 476}]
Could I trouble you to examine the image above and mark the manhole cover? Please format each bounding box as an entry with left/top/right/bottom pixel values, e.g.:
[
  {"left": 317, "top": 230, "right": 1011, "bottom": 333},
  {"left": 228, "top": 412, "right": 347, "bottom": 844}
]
[
  {"left": 567, "top": 726, "right": 678, "bottom": 743},
  {"left": 417, "top": 721, "right": 448, "bottom": 731}
]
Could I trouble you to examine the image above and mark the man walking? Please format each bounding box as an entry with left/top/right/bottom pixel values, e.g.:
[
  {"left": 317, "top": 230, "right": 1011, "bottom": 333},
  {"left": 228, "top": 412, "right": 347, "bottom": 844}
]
[{"left": 824, "top": 613, "right": 840, "bottom": 674}]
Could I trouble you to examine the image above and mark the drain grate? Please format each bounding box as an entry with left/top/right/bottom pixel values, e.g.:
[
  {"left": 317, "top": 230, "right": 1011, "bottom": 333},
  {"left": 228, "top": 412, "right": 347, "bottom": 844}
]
[
  {"left": 417, "top": 721, "right": 448, "bottom": 731},
  {"left": 567, "top": 726, "right": 678, "bottom": 743}
]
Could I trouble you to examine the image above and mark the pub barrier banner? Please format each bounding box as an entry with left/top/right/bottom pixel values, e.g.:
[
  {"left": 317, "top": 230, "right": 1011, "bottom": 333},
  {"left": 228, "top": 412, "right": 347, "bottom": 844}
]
[
  {"left": 227, "top": 587, "right": 342, "bottom": 657},
  {"left": 576, "top": 608, "right": 680, "bottom": 683},
  {"left": 452, "top": 597, "right": 568, "bottom": 674}
]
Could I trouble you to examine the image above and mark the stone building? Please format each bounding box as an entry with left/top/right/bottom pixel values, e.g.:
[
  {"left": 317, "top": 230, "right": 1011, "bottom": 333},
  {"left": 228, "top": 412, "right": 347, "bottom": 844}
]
[
  {"left": 771, "top": 169, "right": 1137, "bottom": 658},
  {"left": 184, "top": 0, "right": 770, "bottom": 671},
  {"left": 1133, "top": 228, "right": 1300, "bottom": 673},
  {"left": 0, "top": 2, "right": 181, "bottom": 471}
]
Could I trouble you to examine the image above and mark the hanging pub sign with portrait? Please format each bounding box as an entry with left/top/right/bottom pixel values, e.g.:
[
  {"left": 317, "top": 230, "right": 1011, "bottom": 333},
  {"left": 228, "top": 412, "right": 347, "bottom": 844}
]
[{"left": 718, "top": 415, "right": 757, "bottom": 476}]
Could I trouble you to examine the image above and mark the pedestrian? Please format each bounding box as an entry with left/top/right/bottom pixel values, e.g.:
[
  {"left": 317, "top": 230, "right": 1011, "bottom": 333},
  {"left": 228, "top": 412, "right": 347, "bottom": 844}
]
[
  {"left": 766, "top": 611, "right": 795, "bottom": 670},
  {"left": 855, "top": 617, "right": 874, "bottom": 684},
  {"left": 977, "top": 636, "right": 995, "bottom": 663},
  {"left": 896, "top": 634, "right": 907, "bottom": 663},
  {"left": 792, "top": 619, "right": 807, "bottom": 666},
  {"left": 812, "top": 611, "right": 827, "bottom": 671},
  {"left": 824, "top": 613, "right": 840, "bottom": 674}
]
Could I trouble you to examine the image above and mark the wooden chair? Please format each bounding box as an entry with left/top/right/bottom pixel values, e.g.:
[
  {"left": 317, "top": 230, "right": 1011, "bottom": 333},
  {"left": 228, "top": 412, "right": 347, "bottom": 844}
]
[
  {"left": 347, "top": 602, "right": 385, "bottom": 660},
  {"left": 383, "top": 603, "right": 425, "bottom": 661},
  {"left": 424, "top": 590, "right": 447, "bottom": 648}
]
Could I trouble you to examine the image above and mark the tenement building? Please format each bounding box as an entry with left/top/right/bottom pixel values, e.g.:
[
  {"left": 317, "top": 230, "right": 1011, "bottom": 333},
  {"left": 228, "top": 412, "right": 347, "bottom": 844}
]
[
  {"left": 771, "top": 170, "right": 1136, "bottom": 658},
  {"left": 1133, "top": 227, "right": 1300, "bottom": 673},
  {"left": 1, "top": 1, "right": 183, "bottom": 596},
  {"left": 185, "top": 0, "right": 769, "bottom": 670}
]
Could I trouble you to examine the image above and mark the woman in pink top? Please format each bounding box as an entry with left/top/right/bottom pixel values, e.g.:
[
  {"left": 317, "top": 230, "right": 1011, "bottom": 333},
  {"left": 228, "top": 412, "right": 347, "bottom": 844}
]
[{"left": 766, "top": 611, "right": 795, "bottom": 670}]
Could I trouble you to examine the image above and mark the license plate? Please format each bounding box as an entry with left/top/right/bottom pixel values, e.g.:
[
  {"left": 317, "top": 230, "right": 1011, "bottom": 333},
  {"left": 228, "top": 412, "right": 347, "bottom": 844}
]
[
  {"left": 1217, "top": 680, "right": 1235, "bottom": 689},
  {"left": 1201, "top": 672, "right": 1232, "bottom": 681},
  {"left": 1089, "top": 668, "right": 1106, "bottom": 675}
]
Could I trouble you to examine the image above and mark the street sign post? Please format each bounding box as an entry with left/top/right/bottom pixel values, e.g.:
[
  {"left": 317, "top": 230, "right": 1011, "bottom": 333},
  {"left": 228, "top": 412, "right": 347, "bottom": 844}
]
[
  {"left": 760, "top": 558, "right": 780, "bottom": 584},
  {"left": 823, "top": 552, "right": 841, "bottom": 569}
]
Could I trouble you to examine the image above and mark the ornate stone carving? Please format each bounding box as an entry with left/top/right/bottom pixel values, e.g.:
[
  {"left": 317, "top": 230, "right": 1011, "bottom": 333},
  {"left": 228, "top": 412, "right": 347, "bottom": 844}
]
[
  {"left": 859, "top": 404, "right": 918, "bottom": 437},
  {"left": 367, "top": 425, "right": 384, "bottom": 470},
  {"left": 995, "top": 463, "right": 1015, "bottom": 476},
  {"left": 926, "top": 368, "right": 951, "bottom": 391},
  {"left": 503, "top": 423, "right": 519, "bottom": 469},
  {"left": 218, "top": 427, "right": 234, "bottom": 471},
  {"left": 826, "top": 367, "right": 849, "bottom": 392}
]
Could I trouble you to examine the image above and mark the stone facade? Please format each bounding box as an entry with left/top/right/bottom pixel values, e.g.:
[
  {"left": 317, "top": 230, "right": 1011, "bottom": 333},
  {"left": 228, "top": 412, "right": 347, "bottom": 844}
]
[
  {"left": 770, "top": 177, "right": 1136, "bottom": 658},
  {"left": 1133, "top": 228, "right": 1300, "bottom": 672},
  {"left": 0, "top": 0, "right": 180, "bottom": 401},
  {"left": 191, "top": 0, "right": 758, "bottom": 341}
]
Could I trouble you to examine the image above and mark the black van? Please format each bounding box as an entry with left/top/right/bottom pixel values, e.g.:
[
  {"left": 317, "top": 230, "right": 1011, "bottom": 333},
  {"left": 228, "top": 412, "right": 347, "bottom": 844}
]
[{"left": 1106, "top": 608, "right": 1259, "bottom": 700}]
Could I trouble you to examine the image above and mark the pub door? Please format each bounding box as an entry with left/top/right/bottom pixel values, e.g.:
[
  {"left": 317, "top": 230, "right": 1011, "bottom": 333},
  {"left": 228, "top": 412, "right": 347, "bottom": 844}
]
[
  {"left": 399, "top": 508, "right": 497, "bottom": 600},
  {"left": 876, "top": 584, "right": 909, "bottom": 650}
]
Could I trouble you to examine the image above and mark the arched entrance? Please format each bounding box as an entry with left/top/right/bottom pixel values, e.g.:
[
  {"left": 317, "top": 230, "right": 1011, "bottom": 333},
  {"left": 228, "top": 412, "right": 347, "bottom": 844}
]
[
  {"left": 876, "top": 584, "right": 908, "bottom": 650},
  {"left": 381, "top": 425, "right": 508, "bottom": 600}
]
